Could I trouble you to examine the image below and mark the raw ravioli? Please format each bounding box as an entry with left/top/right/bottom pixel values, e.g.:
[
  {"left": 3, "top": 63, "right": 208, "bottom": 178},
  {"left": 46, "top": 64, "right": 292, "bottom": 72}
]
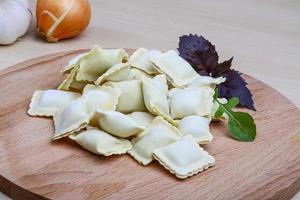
[
  {"left": 127, "top": 111, "right": 155, "bottom": 128},
  {"left": 58, "top": 65, "right": 79, "bottom": 91},
  {"left": 103, "top": 80, "right": 146, "bottom": 113},
  {"left": 128, "top": 67, "right": 153, "bottom": 80},
  {"left": 128, "top": 117, "right": 182, "bottom": 165},
  {"left": 58, "top": 65, "right": 87, "bottom": 92},
  {"left": 142, "top": 76, "right": 175, "bottom": 125},
  {"left": 188, "top": 76, "right": 225, "bottom": 89},
  {"left": 129, "top": 48, "right": 161, "bottom": 74},
  {"left": 69, "top": 128, "right": 132, "bottom": 156},
  {"left": 95, "top": 62, "right": 130, "bottom": 85},
  {"left": 169, "top": 87, "right": 214, "bottom": 119},
  {"left": 152, "top": 74, "right": 168, "bottom": 94},
  {"left": 28, "top": 90, "right": 80, "bottom": 117},
  {"left": 95, "top": 110, "right": 144, "bottom": 138},
  {"left": 61, "top": 53, "right": 88, "bottom": 74},
  {"left": 53, "top": 97, "right": 89, "bottom": 140},
  {"left": 76, "top": 46, "right": 128, "bottom": 82},
  {"left": 82, "top": 84, "right": 120, "bottom": 117},
  {"left": 178, "top": 115, "right": 213, "bottom": 144},
  {"left": 150, "top": 50, "right": 199, "bottom": 87},
  {"left": 153, "top": 135, "right": 215, "bottom": 179}
]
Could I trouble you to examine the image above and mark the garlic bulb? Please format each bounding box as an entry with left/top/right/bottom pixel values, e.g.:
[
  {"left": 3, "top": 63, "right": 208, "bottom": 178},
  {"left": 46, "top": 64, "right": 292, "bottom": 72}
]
[
  {"left": 36, "top": 0, "right": 91, "bottom": 42},
  {"left": 0, "top": 0, "right": 32, "bottom": 45},
  {"left": 15, "top": 0, "right": 29, "bottom": 9}
]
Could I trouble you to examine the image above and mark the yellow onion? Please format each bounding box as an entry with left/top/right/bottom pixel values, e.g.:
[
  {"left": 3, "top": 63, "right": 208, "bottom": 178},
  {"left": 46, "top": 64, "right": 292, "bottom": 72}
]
[{"left": 36, "top": 0, "right": 91, "bottom": 42}]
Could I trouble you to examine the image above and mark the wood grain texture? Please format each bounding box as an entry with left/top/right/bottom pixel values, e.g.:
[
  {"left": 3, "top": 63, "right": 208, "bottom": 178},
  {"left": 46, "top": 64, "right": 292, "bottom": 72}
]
[{"left": 0, "top": 50, "right": 300, "bottom": 200}]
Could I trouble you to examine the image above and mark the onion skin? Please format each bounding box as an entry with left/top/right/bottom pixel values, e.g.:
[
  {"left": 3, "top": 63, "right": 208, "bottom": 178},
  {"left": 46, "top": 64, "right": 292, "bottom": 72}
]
[{"left": 36, "top": 0, "right": 91, "bottom": 42}]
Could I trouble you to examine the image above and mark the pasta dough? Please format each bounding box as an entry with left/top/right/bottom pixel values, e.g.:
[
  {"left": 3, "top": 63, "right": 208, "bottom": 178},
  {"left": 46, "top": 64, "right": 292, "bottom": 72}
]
[
  {"left": 152, "top": 74, "right": 168, "bottom": 94},
  {"left": 150, "top": 50, "right": 199, "bottom": 87},
  {"left": 82, "top": 84, "right": 120, "bottom": 117},
  {"left": 69, "top": 128, "right": 132, "bottom": 156},
  {"left": 58, "top": 65, "right": 79, "bottom": 91},
  {"left": 188, "top": 76, "right": 225, "bottom": 89},
  {"left": 128, "top": 67, "right": 153, "bottom": 80},
  {"left": 153, "top": 135, "right": 215, "bottom": 179},
  {"left": 178, "top": 115, "right": 213, "bottom": 144},
  {"left": 129, "top": 48, "right": 162, "bottom": 74},
  {"left": 142, "top": 76, "right": 175, "bottom": 125},
  {"left": 95, "top": 110, "right": 144, "bottom": 138},
  {"left": 58, "top": 65, "right": 88, "bottom": 92},
  {"left": 128, "top": 117, "right": 182, "bottom": 165},
  {"left": 53, "top": 97, "right": 90, "bottom": 140},
  {"left": 28, "top": 46, "right": 218, "bottom": 178},
  {"left": 95, "top": 62, "right": 130, "bottom": 85},
  {"left": 127, "top": 111, "right": 155, "bottom": 128},
  {"left": 76, "top": 46, "right": 128, "bottom": 82},
  {"left": 169, "top": 87, "right": 214, "bottom": 119},
  {"left": 103, "top": 80, "right": 146, "bottom": 113},
  {"left": 61, "top": 53, "right": 88, "bottom": 75},
  {"left": 28, "top": 90, "right": 80, "bottom": 117}
]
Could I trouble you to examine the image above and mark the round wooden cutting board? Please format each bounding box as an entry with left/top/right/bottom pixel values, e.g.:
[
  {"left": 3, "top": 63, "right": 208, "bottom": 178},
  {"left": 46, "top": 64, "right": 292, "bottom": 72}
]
[{"left": 0, "top": 50, "right": 299, "bottom": 200}]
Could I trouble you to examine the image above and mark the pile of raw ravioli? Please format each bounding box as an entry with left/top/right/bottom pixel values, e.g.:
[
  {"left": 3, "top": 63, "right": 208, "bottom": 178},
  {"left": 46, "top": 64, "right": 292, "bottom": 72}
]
[{"left": 28, "top": 46, "right": 225, "bottom": 179}]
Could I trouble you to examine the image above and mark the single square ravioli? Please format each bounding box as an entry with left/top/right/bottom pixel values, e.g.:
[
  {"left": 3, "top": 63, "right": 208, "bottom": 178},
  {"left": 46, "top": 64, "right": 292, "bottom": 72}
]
[
  {"left": 28, "top": 89, "right": 80, "bottom": 117},
  {"left": 153, "top": 135, "right": 215, "bottom": 179},
  {"left": 128, "top": 116, "right": 182, "bottom": 166}
]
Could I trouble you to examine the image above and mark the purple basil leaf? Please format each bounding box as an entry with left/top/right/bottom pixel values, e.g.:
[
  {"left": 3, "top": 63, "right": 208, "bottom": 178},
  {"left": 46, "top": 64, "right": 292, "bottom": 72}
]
[
  {"left": 217, "top": 69, "right": 256, "bottom": 111},
  {"left": 178, "top": 34, "right": 219, "bottom": 76},
  {"left": 212, "top": 57, "right": 233, "bottom": 77},
  {"left": 178, "top": 34, "right": 255, "bottom": 111}
]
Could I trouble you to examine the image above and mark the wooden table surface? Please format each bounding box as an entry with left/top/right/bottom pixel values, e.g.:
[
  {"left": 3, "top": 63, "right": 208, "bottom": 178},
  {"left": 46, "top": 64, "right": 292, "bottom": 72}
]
[{"left": 0, "top": 0, "right": 299, "bottom": 199}]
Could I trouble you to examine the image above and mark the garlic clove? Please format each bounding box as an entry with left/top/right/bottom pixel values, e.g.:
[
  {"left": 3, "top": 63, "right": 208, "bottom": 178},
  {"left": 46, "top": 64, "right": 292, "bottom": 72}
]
[{"left": 0, "top": 0, "right": 32, "bottom": 45}]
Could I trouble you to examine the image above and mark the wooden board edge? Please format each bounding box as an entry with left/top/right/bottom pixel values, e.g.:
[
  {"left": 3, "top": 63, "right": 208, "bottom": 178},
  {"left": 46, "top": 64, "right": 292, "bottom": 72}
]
[
  {"left": 0, "top": 175, "right": 49, "bottom": 200},
  {"left": 0, "top": 49, "right": 89, "bottom": 77}
]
